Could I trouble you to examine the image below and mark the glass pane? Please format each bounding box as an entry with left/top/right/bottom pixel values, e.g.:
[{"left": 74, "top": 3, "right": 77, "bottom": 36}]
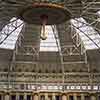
[
  {"left": 27, "top": 95, "right": 31, "bottom": 100},
  {"left": 71, "top": 18, "right": 100, "bottom": 50},
  {"left": 98, "top": 96, "right": 100, "bottom": 100},
  {"left": 69, "top": 96, "right": 74, "bottom": 100},
  {"left": 48, "top": 96, "right": 52, "bottom": 100},
  {"left": 77, "top": 96, "right": 81, "bottom": 100},
  {"left": 19, "top": 95, "right": 24, "bottom": 100},
  {"left": 85, "top": 96, "right": 90, "bottom": 100},
  {"left": 0, "top": 17, "right": 23, "bottom": 49},
  {"left": 40, "top": 95, "right": 45, "bottom": 100},
  {"left": 0, "top": 95, "right": 1, "bottom": 100},
  {"left": 11, "top": 95, "right": 16, "bottom": 100}
]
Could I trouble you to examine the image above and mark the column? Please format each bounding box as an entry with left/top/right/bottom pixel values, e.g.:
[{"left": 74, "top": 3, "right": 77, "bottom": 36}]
[
  {"left": 1, "top": 94, "right": 4, "bottom": 100},
  {"left": 45, "top": 93, "right": 48, "bottom": 100},
  {"left": 16, "top": 93, "right": 19, "bottom": 100},
  {"left": 62, "top": 94, "right": 67, "bottom": 100},
  {"left": 33, "top": 93, "right": 38, "bottom": 100},
  {"left": 24, "top": 93, "right": 27, "bottom": 100},
  {"left": 91, "top": 95, "right": 96, "bottom": 100},
  {"left": 5, "top": 94, "right": 9, "bottom": 100},
  {"left": 81, "top": 94, "right": 85, "bottom": 100},
  {"left": 73, "top": 94, "right": 77, "bottom": 100},
  {"left": 52, "top": 93, "right": 56, "bottom": 100}
]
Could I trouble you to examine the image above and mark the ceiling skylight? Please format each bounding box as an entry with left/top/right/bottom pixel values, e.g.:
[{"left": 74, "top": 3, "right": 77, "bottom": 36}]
[
  {"left": 71, "top": 18, "right": 100, "bottom": 50},
  {"left": 0, "top": 17, "right": 23, "bottom": 50},
  {"left": 40, "top": 26, "right": 59, "bottom": 52}
]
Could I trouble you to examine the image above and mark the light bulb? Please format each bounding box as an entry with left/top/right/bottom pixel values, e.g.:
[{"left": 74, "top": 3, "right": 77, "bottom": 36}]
[{"left": 40, "top": 14, "right": 48, "bottom": 40}]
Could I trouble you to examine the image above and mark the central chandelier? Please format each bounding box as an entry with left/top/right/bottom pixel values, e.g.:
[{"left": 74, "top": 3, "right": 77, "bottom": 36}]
[{"left": 18, "top": 2, "right": 71, "bottom": 40}]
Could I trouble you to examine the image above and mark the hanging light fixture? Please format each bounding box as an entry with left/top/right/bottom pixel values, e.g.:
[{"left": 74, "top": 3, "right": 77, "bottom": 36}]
[
  {"left": 40, "top": 14, "right": 48, "bottom": 40},
  {"left": 18, "top": 2, "right": 71, "bottom": 40}
]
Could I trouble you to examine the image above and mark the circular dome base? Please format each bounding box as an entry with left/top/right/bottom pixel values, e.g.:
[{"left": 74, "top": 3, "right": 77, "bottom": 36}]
[{"left": 18, "top": 3, "right": 71, "bottom": 25}]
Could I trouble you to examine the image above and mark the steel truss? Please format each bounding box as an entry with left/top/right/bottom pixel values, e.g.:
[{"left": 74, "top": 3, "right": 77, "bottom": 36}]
[{"left": 0, "top": 18, "right": 24, "bottom": 45}]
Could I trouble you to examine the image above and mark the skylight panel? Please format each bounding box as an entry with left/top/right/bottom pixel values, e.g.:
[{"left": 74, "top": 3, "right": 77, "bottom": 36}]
[
  {"left": 71, "top": 18, "right": 100, "bottom": 50},
  {"left": 0, "top": 17, "right": 23, "bottom": 50},
  {"left": 40, "top": 26, "right": 59, "bottom": 52}
]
